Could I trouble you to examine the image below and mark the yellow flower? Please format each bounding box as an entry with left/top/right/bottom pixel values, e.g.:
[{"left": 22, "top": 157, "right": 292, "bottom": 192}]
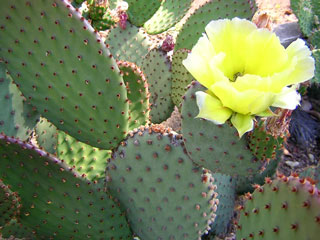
[{"left": 182, "top": 18, "right": 315, "bottom": 137}]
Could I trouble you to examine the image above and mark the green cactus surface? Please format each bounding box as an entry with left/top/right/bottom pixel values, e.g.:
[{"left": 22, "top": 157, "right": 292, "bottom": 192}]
[
  {"left": 117, "top": 61, "right": 150, "bottom": 130},
  {"left": 144, "top": 0, "right": 193, "bottom": 35},
  {"left": 141, "top": 48, "right": 174, "bottom": 123},
  {"left": 175, "top": 0, "right": 256, "bottom": 50},
  {"left": 1, "top": 219, "right": 35, "bottom": 239},
  {"left": 205, "top": 173, "right": 236, "bottom": 237},
  {"left": 35, "top": 117, "right": 58, "bottom": 155},
  {"left": 247, "top": 120, "right": 285, "bottom": 162},
  {"left": 236, "top": 175, "right": 320, "bottom": 240},
  {"left": 106, "top": 124, "right": 218, "bottom": 240},
  {"left": 0, "top": 63, "right": 39, "bottom": 141},
  {"left": 312, "top": 49, "right": 320, "bottom": 83},
  {"left": 0, "top": 134, "right": 132, "bottom": 239},
  {"left": 181, "top": 81, "right": 264, "bottom": 178},
  {"left": 299, "top": 165, "right": 320, "bottom": 188},
  {"left": 57, "top": 131, "right": 112, "bottom": 183},
  {"left": 106, "top": 22, "right": 152, "bottom": 67},
  {"left": 126, "top": 0, "right": 162, "bottom": 26},
  {"left": 0, "top": 180, "right": 21, "bottom": 227},
  {"left": 171, "top": 48, "right": 194, "bottom": 108},
  {"left": 235, "top": 156, "right": 280, "bottom": 195},
  {"left": 0, "top": 0, "right": 129, "bottom": 149},
  {"left": 291, "top": 0, "right": 320, "bottom": 37}
]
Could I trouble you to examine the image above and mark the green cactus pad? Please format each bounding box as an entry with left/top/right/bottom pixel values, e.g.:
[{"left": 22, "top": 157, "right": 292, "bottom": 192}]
[
  {"left": 35, "top": 117, "right": 58, "bottom": 155},
  {"left": 141, "top": 48, "right": 174, "bottom": 123},
  {"left": 247, "top": 119, "right": 285, "bottom": 162},
  {"left": 1, "top": 219, "right": 35, "bottom": 239},
  {"left": 312, "top": 49, "right": 320, "bottom": 83},
  {"left": 106, "top": 22, "right": 152, "bottom": 67},
  {"left": 181, "top": 81, "right": 264, "bottom": 177},
  {"left": 299, "top": 165, "right": 320, "bottom": 188},
  {"left": 144, "top": 0, "right": 193, "bottom": 35},
  {"left": 236, "top": 175, "right": 320, "bottom": 240},
  {"left": 126, "top": 0, "right": 161, "bottom": 26},
  {"left": 207, "top": 173, "right": 236, "bottom": 237},
  {"left": 88, "top": 4, "right": 106, "bottom": 21},
  {"left": 117, "top": 61, "right": 150, "bottom": 130},
  {"left": 0, "top": 0, "right": 129, "bottom": 149},
  {"left": 171, "top": 48, "right": 194, "bottom": 108},
  {"left": 0, "top": 63, "right": 39, "bottom": 140},
  {"left": 106, "top": 124, "right": 218, "bottom": 239},
  {"left": 291, "top": 0, "right": 320, "bottom": 37},
  {"left": 0, "top": 180, "right": 21, "bottom": 227},
  {"left": 57, "top": 131, "right": 111, "bottom": 183},
  {"left": 175, "top": 0, "right": 256, "bottom": 50},
  {"left": 0, "top": 134, "right": 132, "bottom": 239},
  {"left": 235, "top": 156, "right": 280, "bottom": 195}
]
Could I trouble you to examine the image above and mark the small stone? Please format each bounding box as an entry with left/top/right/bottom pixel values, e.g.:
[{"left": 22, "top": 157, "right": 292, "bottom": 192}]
[
  {"left": 285, "top": 160, "right": 300, "bottom": 168},
  {"left": 273, "top": 22, "right": 302, "bottom": 48},
  {"left": 308, "top": 153, "right": 315, "bottom": 163}
]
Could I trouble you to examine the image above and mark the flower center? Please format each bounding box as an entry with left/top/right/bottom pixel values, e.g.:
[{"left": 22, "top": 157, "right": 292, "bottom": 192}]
[{"left": 231, "top": 72, "right": 243, "bottom": 82}]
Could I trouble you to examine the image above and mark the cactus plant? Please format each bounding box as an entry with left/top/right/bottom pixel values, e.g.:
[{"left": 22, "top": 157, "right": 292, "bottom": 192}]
[
  {"left": 143, "top": 0, "right": 193, "bottom": 35},
  {"left": 0, "top": 0, "right": 129, "bottom": 149},
  {"left": 34, "top": 117, "right": 58, "bottom": 154},
  {"left": 106, "top": 124, "right": 218, "bottom": 239},
  {"left": 236, "top": 175, "right": 320, "bottom": 239},
  {"left": 0, "top": 134, "right": 132, "bottom": 239},
  {"left": 0, "top": 0, "right": 317, "bottom": 239},
  {"left": 171, "top": 48, "right": 194, "bottom": 108},
  {"left": 141, "top": 48, "right": 174, "bottom": 123},
  {"left": 0, "top": 63, "right": 39, "bottom": 140},
  {"left": 0, "top": 180, "right": 21, "bottom": 228}
]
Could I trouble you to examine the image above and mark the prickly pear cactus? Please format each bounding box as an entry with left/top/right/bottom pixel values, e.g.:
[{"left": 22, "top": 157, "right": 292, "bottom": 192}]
[
  {"left": 35, "top": 117, "right": 58, "bottom": 155},
  {"left": 206, "top": 173, "right": 236, "bottom": 237},
  {"left": 299, "top": 165, "right": 320, "bottom": 188},
  {"left": 0, "top": 0, "right": 129, "bottom": 149},
  {"left": 0, "top": 180, "right": 21, "bottom": 227},
  {"left": 247, "top": 119, "right": 285, "bottom": 162},
  {"left": 141, "top": 48, "right": 174, "bottom": 123},
  {"left": 171, "top": 48, "right": 194, "bottom": 108},
  {"left": 0, "top": 134, "right": 132, "bottom": 239},
  {"left": 57, "top": 131, "right": 112, "bottom": 183},
  {"left": 126, "top": 0, "right": 161, "bottom": 26},
  {"left": 117, "top": 61, "right": 150, "bottom": 130},
  {"left": 106, "top": 125, "right": 218, "bottom": 240},
  {"left": 144, "top": 0, "right": 193, "bottom": 34},
  {"left": 1, "top": 219, "right": 35, "bottom": 239},
  {"left": 0, "top": 63, "right": 39, "bottom": 140},
  {"left": 236, "top": 175, "right": 320, "bottom": 240},
  {"left": 290, "top": 0, "right": 320, "bottom": 36},
  {"left": 181, "top": 81, "right": 264, "bottom": 178},
  {"left": 106, "top": 22, "right": 152, "bottom": 66}
]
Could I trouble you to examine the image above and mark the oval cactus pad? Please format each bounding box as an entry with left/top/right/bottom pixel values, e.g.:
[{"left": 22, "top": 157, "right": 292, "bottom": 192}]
[{"left": 0, "top": 0, "right": 129, "bottom": 149}]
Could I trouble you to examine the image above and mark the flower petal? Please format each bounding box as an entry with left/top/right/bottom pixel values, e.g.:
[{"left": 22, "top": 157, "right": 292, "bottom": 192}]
[
  {"left": 211, "top": 81, "right": 275, "bottom": 115},
  {"left": 182, "top": 35, "right": 228, "bottom": 88},
  {"left": 195, "top": 91, "right": 232, "bottom": 124},
  {"left": 190, "top": 34, "right": 216, "bottom": 62},
  {"left": 231, "top": 113, "right": 254, "bottom": 137},
  {"left": 205, "top": 18, "right": 257, "bottom": 79},
  {"left": 244, "top": 29, "right": 288, "bottom": 77},
  {"left": 284, "top": 39, "right": 315, "bottom": 85},
  {"left": 233, "top": 74, "right": 274, "bottom": 92},
  {"left": 272, "top": 86, "right": 301, "bottom": 110}
]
